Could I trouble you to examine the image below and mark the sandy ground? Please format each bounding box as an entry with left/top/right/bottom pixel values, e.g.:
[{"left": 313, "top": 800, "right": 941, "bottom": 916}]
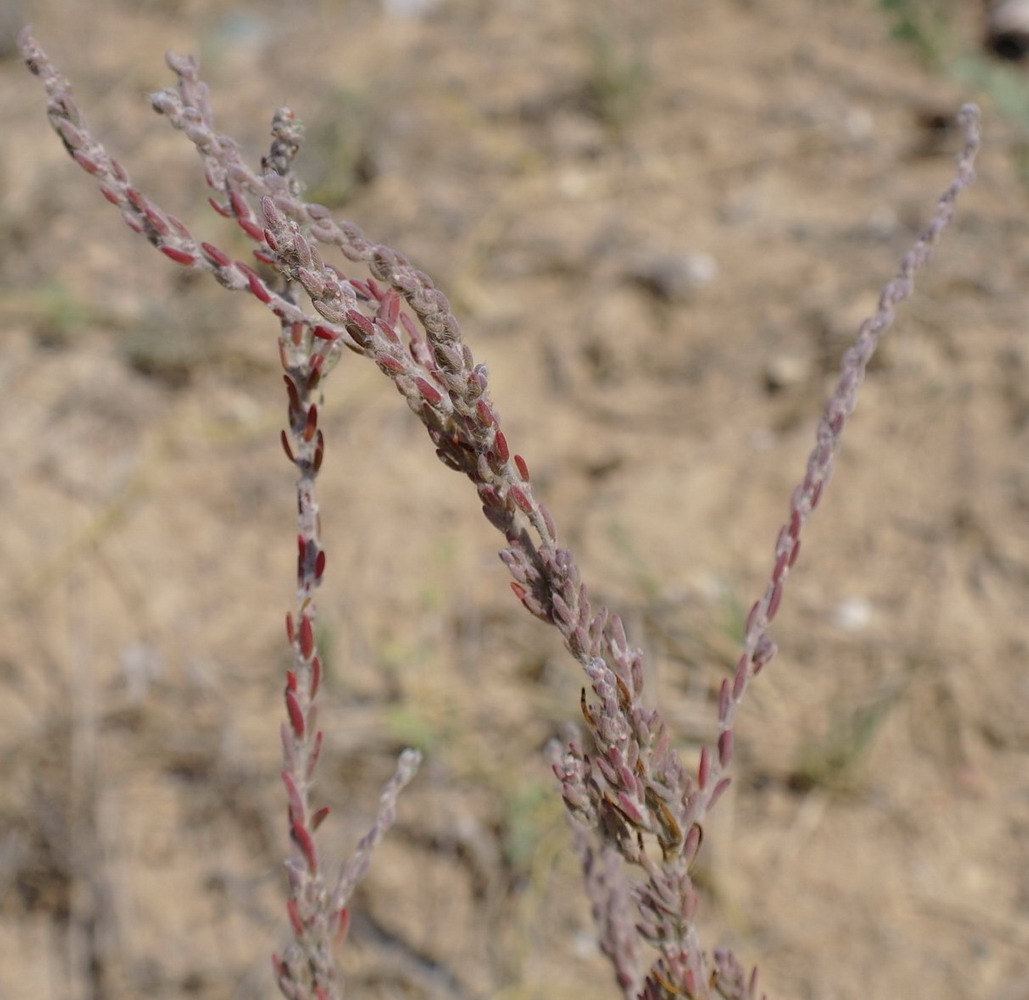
[{"left": 1, "top": 1, "right": 1027, "bottom": 998}]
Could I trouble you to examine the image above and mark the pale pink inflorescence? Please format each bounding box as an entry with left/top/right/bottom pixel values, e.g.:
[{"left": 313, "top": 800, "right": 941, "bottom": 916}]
[{"left": 20, "top": 26, "right": 980, "bottom": 1000}]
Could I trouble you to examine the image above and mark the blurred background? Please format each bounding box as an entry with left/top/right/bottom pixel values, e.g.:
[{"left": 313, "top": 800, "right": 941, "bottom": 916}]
[{"left": 1, "top": 1, "right": 1027, "bottom": 998}]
